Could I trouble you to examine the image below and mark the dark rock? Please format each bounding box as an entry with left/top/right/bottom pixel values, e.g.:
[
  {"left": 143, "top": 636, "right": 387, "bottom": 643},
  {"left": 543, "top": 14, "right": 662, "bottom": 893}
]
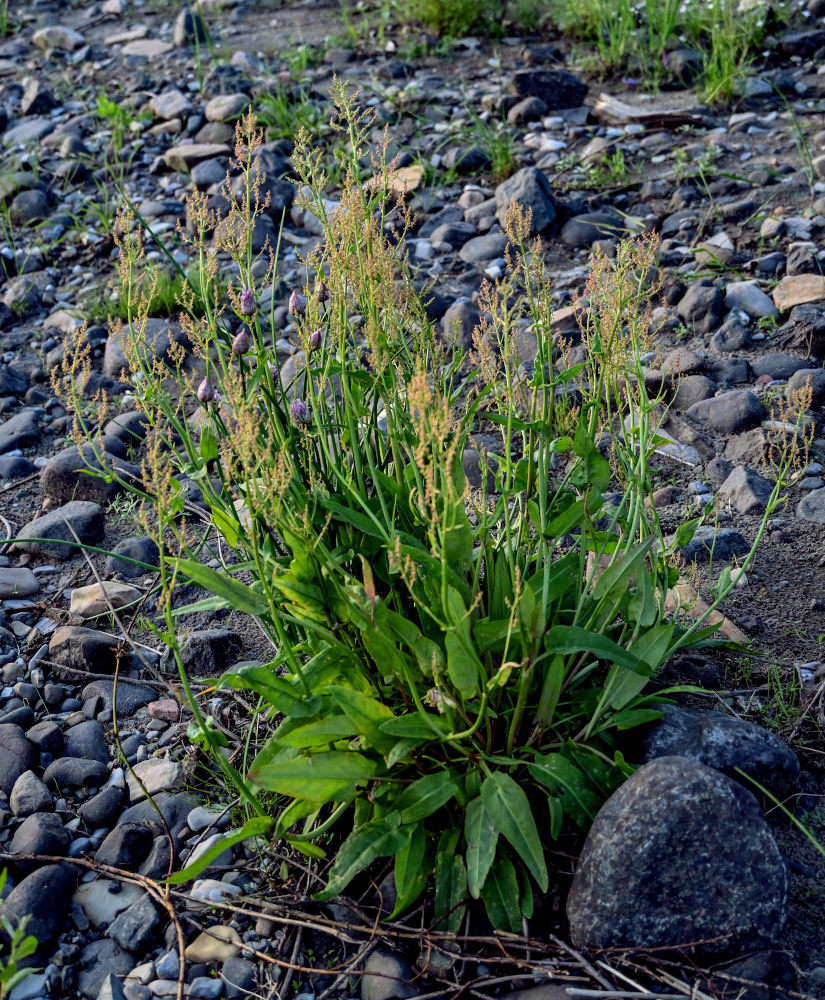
[
  {"left": 640, "top": 705, "right": 800, "bottom": 801},
  {"left": 750, "top": 353, "right": 810, "bottom": 380},
  {"left": 779, "top": 28, "right": 825, "bottom": 58},
  {"left": 361, "top": 948, "right": 417, "bottom": 1000},
  {"left": 9, "top": 811, "right": 71, "bottom": 870},
  {"left": 0, "top": 409, "right": 41, "bottom": 453},
  {"left": 677, "top": 282, "right": 723, "bottom": 335},
  {"left": 1, "top": 863, "right": 75, "bottom": 951},
  {"left": 560, "top": 211, "right": 623, "bottom": 248},
  {"left": 786, "top": 367, "right": 825, "bottom": 402},
  {"left": 119, "top": 791, "right": 197, "bottom": 846},
  {"left": 9, "top": 770, "right": 53, "bottom": 817},
  {"left": 107, "top": 893, "right": 164, "bottom": 952},
  {"left": 441, "top": 299, "right": 479, "bottom": 351},
  {"left": 707, "top": 357, "right": 750, "bottom": 387},
  {"left": 666, "top": 47, "right": 702, "bottom": 85},
  {"left": 80, "top": 679, "right": 157, "bottom": 716},
  {"left": 672, "top": 375, "right": 716, "bottom": 410},
  {"left": 786, "top": 245, "right": 823, "bottom": 276},
  {"left": 158, "top": 628, "right": 243, "bottom": 677},
  {"left": 105, "top": 536, "right": 160, "bottom": 579},
  {"left": 42, "top": 757, "right": 109, "bottom": 791},
  {"left": 25, "top": 720, "right": 63, "bottom": 757},
  {"left": 222, "top": 957, "right": 257, "bottom": 999},
  {"left": 78, "top": 786, "right": 124, "bottom": 829},
  {"left": 717, "top": 466, "right": 774, "bottom": 515},
  {"left": 20, "top": 80, "right": 57, "bottom": 117},
  {"left": 459, "top": 233, "right": 508, "bottom": 264},
  {"left": 0, "top": 455, "right": 34, "bottom": 480},
  {"left": 508, "top": 69, "right": 587, "bottom": 110},
  {"left": 0, "top": 723, "right": 37, "bottom": 795},
  {"left": 711, "top": 317, "right": 750, "bottom": 352},
  {"left": 40, "top": 445, "right": 140, "bottom": 505},
  {"left": 494, "top": 167, "right": 556, "bottom": 235},
  {"left": 678, "top": 525, "right": 751, "bottom": 563},
  {"left": 9, "top": 189, "right": 49, "bottom": 226},
  {"left": 49, "top": 627, "right": 137, "bottom": 675},
  {"left": 507, "top": 95, "right": 548, "bottom": 124},
  {"left": 687, "top": 390, "right": 763, "bottom": 433},
  {"left": 174, "top": 7, "right": 209, "bottom": 47},
  {"left": 566, "top": 756, "right": 788, "bottom": 952},
  {"left": 428, "top": 221, "right": 477, "bottom": 249},
  {"left": 15, "top": 501, "right": 105, "bottom": 560},
  {"left": 77, "top": 938, "right": 133, "bottom": 999},
  {"left": 94, "top": 822, "right": 153, "bottom": 870},
  {"left": 64, "top": 720, "right": 109, "bottom": 765}
]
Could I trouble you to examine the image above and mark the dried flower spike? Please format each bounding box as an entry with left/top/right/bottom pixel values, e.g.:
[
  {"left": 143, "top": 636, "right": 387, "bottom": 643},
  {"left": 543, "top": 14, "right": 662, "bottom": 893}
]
[
  {"left": 232, "top": 328, "right": 251, "bottom": 355},
  {"left": 290, "top": 399, "right": 311, "bottom": 425},
  {"left": 288, "top": 290, "right": 307, "bottom": 316},
  {"left": 196, "top": 377, "right": 215, "bottom": 404},
  {"left": 239, "top": 287, "right": 257, "bottom": 316}
]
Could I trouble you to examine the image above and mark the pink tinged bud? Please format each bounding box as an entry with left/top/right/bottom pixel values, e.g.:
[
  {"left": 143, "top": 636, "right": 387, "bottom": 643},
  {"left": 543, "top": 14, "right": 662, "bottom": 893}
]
[
  {"left": 308, "top": 328, "right": 322, "bottom": 352},
  {"left": 196, "top": 377, "right": 214, "bottom": 404},
  {"left": 232, "top": 328, "right": 251, "bottom": 354},
  {"left": 317, "top": 280, "right": 329, "bottom": 303},
  {"left": 213, "top": 390, "right": 222, "bottom": 403},
  {"left": 288, "top": 290, "right": 307, "bottom": 316},
  {"left": 239, "top": 287, "right": 257, "bottom": 316},
  {"left": 290, "top": 399, "right": 311, "bottom": 425}
]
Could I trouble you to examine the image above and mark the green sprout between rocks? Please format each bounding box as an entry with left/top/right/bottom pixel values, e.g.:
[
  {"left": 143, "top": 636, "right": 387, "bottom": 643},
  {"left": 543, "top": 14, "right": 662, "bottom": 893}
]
[
  {"left": 59, "top": 82, "right": 806, "bottom": 931},
  {"left": 0, "top": 870, "right": 39, "bottom": 1000}
]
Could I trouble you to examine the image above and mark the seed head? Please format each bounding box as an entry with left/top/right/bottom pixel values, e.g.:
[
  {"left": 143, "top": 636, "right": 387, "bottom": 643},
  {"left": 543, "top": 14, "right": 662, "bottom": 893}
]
[
  {"left": 290, "top": 398, "right": 311, "bottom": 425},
  {"left": 232, "top": 327, "right": 251, "bottom": 354},
  {"left": 239, "top": 287, "right": 257, "bottom": 316},
  {"left": 288, "top": 290, "right": 307, "bottom": 316},
  {"left": 196, "top": 377, "right": 215, "bottom": 404}
]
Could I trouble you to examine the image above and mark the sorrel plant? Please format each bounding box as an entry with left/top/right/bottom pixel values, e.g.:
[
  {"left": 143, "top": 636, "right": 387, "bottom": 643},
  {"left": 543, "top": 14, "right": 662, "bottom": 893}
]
[{"left": 61, "top": 85, "right": 800, "bottom": 930}]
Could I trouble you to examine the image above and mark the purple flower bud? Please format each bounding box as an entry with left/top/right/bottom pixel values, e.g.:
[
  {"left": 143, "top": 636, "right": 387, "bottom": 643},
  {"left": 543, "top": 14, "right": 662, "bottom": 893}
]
[
  {"left": 239, "top": 287, "right": 257, "bottom": 316},
  {"left": 308, "top": 328, "right": 322, "bottom": 352},
  {"left": 288, "top": 290, "right": 307, "bottom": 316},
  {"left": 316, "top": 280, "right": 329, "bottom": 303},
  {"left": 196, "top": 377, "right": 214, "bottom": 404},
  {"left": 232, "top": 327, "right": 251, "bottom": 354},
  {"left": 290, "top": 399, "right": 311, "bottom": 425},
  {"left": 213, "top": 390, "right": 222, "bottom": 403},
  {"left": 270, "top": 362, "right": 278, "bottom": 380}
]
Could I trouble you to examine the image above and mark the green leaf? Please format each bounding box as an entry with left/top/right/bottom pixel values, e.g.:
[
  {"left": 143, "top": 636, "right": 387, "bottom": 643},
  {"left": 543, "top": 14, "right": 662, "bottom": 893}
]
[
  {"left": 570, "top": 418, "right": 611, "bottom": 494},
  {"left": 480, "top": 849, "right": 522, "bottom": 933},
  {"left": 383, "top": 608, "right": 444, "bottom": 676},
  {"left": 394, "top": 772, "right": 459, "bottom": 825},
  {"left": 313, "top": 813, "right": 410, "bottom": 901},
  {"left": 278, "top": 715, "right": 359, "bottom": 748},
  {"left": 630, "top": 623, "right": 675, "bottom": 673},
  {"left": 445, "top": 630, "right": 481, "bottom": 700},
  {"left": 434, "top": 829, "right": 467, "bottom": 934},
  {"left": 379, "top": 713, "right": 449, "bottom": 739},
  {"left": 172, "top": 558, "right": 268, "bottom": 615},
  {"left": 218, "top": 663, "right": 320, "bottom": 717},
  {"left": 544, "top": 625, "right": 650, "bottom": 676},
  {"left": 249, "top": 751, "right": 378, "bottom": 803},
  {"left": 391, "top": 824, "right": 430, "bottom": 918},
  {"left": 464, "top": 795, "right": 498, "bottom": 899},
  {"left": 319, "top": 497, "right": 388, "bottom": 541},
  {"left": 528, "top": 753, "right": 602, "bottom": 829},
  {"left": 591, "top": 538, "right": 655, "bottom": 604},
  {"left": 166, "top": 816, "right": 274, "bottom": 884},
  {"left": 481, "top": 772, "right": 548, "bottom": 892},
  {"left": 327, "top": 685, "right": 396, "bottom": 754}
]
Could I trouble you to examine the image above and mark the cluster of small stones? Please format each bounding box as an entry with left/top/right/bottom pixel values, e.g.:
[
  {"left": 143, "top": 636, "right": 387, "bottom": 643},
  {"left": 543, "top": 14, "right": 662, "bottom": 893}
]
[{"left": 2, "top": 0, "right": 825, "bottom": 996}]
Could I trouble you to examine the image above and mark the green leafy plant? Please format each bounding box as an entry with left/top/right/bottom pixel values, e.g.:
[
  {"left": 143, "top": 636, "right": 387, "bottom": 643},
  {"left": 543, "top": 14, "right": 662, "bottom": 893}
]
[
  {"left": 0, "top": 870, "right": 39, "bottom": 1000},
  {"left": 61, "top": 87, "right": 802, "bottom": 932}
]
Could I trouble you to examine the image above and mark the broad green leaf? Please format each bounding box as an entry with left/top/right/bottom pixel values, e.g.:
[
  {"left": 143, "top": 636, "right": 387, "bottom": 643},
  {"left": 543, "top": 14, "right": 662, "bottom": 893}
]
[
  {"left": 480, "top": 849, "right": 522, "bottom": 933},
  {"left": 627, "top": 564, "right": 657, "bottom": 627},
  {"left": 445, "top": 630, "right": 481, "bottom": 700},
  {"left": 394, "top": 772, "right": 458, "bottom": 825},
  {"left": 313, "top": 813, "right": 409, "bottom": 901},
  {"left": 319, "top": 497, "right": 388, "bottom": 541},
  {"left": 392, "top": 823, "right": 430, "bottom": 918},
  {"left": 630, "top": 623, "right": 675, "bottom": 673},
  {"left": 591, "top": 538, "right": 655, "bottom": 604},
  {"left": 218, "top": 664, "right": 320, "bottom": 718},
  {"left": 544, "top": 625, "right": 650, "bottom": 676},
  {"left": 328, "top": 685, "right": 396, "bottom": 754},
  {"left": 249, "top": 751, "right": 378, "bottom": 803},
  {"left": 278, "top": 715, "right": 359, "bottom": 748},
  {"left": 382, "top": 609, "right": 445, "bottom": 676},
  {"left": 199, "top": 423, "right": 218, "bottom": 463},
  {"left": 464, "top": 795, "right": 498, "bottom": 899},
  {"left": 172, "top": 558, "right": 268, "bottom": 615},
  {"left": 599, "top": 663, "right": 651, "bottom": 714},
  {"left": 379, "top": 713, "right": 449, "bottom": 739},
  {"left": 481, "top": 772, "right": 548, "bottom": 892},
  {"left": 528, "top": 753, "right": 602, "bottom": 829},
  {"left": 535, "top": 654, "right": 565, "bottom": 728},
  {"left": 166, "top": 816, "right": 274, "bottom": 884},
  {"left": 570, "top": 419, "right": 611, "bottom": 494},
  {"left": 274, "top": 798, "right": 319, "bottom": 838},
  {"left": 434, "top": 829, "right": 467, "bottom": 934}
]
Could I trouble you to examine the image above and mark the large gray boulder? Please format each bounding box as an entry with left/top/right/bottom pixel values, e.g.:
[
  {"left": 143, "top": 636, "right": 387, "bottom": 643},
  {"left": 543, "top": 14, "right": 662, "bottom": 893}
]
[{"left": 567, "top": 756, "right": 788, "bottom": 952}]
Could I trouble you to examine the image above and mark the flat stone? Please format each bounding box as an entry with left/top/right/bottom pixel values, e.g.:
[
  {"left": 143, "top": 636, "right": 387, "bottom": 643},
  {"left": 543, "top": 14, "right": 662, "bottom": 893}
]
[
  {"left": 72, "top": 879, "right": 145, "bottom": 927},
  {"left": 163, "top": 143, "right": 230, "bottom": 172},
  {"left": 120, "top": 38, "right": 174, "bottom": 57},
  {"left": 0, "top": 568, "right": 38, "bottom": 598},
  {"left": 459, "top": 232, "right": 508, "bottom": 263},
  {"left": 204, "top": 93, "right": 248, "bottom": 122},
  {"left": 184, "top": 925, "right": 242, "bottom": 964},
  {"left": 125, "top": 758, "right": 184, "bottom": 802},
  {"left": 15, "top": 501, "right": 105, "bottom": 560},
  {"left": 148, "top": 88, "right": 194, "bottom": 121},
  {"left": 773, "top": 274, "right": 825, "bottom": 312},
  {"left": 724, "top": 281, "right": 779, "bottom": 319},
  {"left": 567, "top": 756, "right": 788, "bottom": 952},
  {"left": 32, "top": 25, "right": 85, "bottom": 50},
  {"left": 69, "top": 582, "right": 143, "bottom": 619}
]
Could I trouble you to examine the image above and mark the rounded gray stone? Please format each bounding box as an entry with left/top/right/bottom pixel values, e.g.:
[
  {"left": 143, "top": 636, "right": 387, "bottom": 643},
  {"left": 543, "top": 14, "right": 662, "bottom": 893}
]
[{"left": 567, "top": 756, "right": 788, "bottom": 952}]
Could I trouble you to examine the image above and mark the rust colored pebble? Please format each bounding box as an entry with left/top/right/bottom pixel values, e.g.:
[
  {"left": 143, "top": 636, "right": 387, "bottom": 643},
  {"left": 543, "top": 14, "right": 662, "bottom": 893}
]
[{"left": 147, "top": 699, "right": 180, "bottom": 722}]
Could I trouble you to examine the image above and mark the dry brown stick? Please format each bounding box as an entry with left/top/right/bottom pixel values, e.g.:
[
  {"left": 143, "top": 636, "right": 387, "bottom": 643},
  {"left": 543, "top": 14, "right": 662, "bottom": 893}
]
[
  {"left": 0, "top": 852, "right": 187, "bottom": 1000},
  {"left": 36, "top": 657, "right": 170, "bottom": 689}
]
